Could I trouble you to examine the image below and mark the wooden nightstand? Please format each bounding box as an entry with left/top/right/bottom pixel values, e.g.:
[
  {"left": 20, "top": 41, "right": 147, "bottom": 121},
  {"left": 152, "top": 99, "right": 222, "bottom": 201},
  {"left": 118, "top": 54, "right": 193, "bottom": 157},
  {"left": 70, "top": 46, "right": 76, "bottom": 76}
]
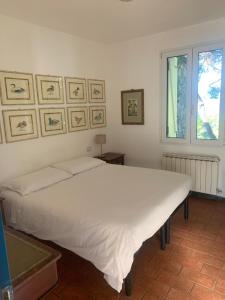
[
  {"left": 96, "top": 152, "right": 125, "bottom": 165},
  {"left": 0, "top": 197, "right": 6, "bottom": 225}
]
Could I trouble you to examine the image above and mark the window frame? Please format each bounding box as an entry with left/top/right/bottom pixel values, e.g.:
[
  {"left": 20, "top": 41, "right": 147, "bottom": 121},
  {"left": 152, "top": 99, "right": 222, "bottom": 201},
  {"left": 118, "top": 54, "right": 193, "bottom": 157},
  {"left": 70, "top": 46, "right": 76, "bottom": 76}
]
[
  {"left": 162, "top": 42, "right": 225, "bottom": 146},
  {"left": 161, "top": 48, "right": 192, "bottom": 144}
]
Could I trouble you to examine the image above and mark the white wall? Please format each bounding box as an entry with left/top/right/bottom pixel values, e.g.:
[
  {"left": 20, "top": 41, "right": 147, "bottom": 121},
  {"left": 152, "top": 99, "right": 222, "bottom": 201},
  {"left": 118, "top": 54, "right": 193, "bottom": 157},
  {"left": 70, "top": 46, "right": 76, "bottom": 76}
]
[
  {"left": 108, "top": 18, "right": 225, "bottom": 196},
  {"left": 2, "top": 13, "right": 225, "bottom": 196},
  {"left": 0, "top": 14, "right": 112, "bottom": 182}
]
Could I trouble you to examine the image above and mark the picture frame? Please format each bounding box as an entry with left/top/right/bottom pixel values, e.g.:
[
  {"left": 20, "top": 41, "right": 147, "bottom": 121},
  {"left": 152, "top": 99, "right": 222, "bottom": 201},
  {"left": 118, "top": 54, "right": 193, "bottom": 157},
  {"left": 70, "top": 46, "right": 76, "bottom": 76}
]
[
  {"left": 0, "top": 71, "right": 35, "bottom": 105},
  {"left": 89, "top": 106, "right": 106, "bottom": 129},
  {"left": 65, "top": 77, "right": 87, "bottom": 104},
  {"left": 3, "top": 109, "right": 38, "bottom": 143},
  {"left": 121, "top": 89, "right": 144, "bottom": 125},
  {"left": 39, "top": 108, "right": 67, "bottom": 137},
  {"left": 88, "top": 79, "right": 105, "bottom": 103},
  {"left": 36, "top": 75, "right": 64, "bottom": 104},
  {"left": 67, "top": 107, "right": 89, "bottom": 132}
]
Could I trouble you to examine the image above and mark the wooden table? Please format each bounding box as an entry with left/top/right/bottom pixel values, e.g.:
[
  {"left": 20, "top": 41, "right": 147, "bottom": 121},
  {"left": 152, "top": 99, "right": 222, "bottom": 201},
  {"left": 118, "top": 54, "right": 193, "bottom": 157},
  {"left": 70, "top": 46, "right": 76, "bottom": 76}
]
[
  {"left": 0, "top": 197, "right": 6, "bottom": 225},
  {"left": 5, "top": 228, "right": 61, "bottom": 300},
  {"left": 96, "top": 152, "right": 125, "bottom": 165}
]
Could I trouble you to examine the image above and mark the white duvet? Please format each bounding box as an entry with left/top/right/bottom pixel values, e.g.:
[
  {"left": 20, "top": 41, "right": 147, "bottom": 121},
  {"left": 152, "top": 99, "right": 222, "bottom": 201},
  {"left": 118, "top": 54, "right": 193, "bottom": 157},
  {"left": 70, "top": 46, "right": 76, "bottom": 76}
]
[{"left": 1, "top": 164, "right": 191, "bottom": 292}]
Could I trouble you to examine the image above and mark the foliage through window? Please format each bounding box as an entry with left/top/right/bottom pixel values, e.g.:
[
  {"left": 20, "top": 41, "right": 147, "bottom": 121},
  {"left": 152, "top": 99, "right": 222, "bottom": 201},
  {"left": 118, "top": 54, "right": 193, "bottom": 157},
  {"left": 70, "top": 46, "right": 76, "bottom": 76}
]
[
  {"left": 197, "top": 49, "right": 223, "bottom": 140},
  {"left": 162, "top": 44, "right": 225, "bottom": 144},
  {"left": 166, "top": 55, "right": 188, "bottom": 139}
]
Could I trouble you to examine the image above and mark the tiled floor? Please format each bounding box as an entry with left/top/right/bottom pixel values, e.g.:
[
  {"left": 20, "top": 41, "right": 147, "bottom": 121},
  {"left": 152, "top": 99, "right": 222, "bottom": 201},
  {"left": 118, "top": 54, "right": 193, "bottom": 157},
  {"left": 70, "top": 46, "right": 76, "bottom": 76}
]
[{"left": 41, "top": 197, "right": 225, "bottom": 300}]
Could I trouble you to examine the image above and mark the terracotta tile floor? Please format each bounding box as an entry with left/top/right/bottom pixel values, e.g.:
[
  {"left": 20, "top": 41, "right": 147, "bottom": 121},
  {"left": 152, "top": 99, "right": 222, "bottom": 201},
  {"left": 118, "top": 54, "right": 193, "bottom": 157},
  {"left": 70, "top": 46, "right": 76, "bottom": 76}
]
[{"left": 41, "top": 197, "right": 225, "bottom": 300}]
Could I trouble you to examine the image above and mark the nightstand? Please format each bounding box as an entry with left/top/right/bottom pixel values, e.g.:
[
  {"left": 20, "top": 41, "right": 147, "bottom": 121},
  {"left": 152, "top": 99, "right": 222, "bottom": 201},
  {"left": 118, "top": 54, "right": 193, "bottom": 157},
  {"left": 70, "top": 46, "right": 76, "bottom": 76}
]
[
  {"left": 0, "top": 197, "right": 6, "bottom": 225},
  {"left": 96, "top": 152, "right": 125, "bottom": 165}
]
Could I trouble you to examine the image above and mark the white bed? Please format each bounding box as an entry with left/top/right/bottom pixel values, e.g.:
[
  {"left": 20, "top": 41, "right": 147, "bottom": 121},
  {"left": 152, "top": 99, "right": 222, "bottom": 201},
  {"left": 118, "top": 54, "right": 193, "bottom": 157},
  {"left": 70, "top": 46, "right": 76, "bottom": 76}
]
[{"left": 1, "top": 162, "right": 191, "bottom": 292}]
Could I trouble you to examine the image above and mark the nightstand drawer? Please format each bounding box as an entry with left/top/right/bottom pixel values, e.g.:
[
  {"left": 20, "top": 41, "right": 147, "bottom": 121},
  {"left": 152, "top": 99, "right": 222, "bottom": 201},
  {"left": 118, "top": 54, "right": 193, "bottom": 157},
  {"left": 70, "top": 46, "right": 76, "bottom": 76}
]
[{"left": 110, "top": 157, "right": 124, "bottom": 165}]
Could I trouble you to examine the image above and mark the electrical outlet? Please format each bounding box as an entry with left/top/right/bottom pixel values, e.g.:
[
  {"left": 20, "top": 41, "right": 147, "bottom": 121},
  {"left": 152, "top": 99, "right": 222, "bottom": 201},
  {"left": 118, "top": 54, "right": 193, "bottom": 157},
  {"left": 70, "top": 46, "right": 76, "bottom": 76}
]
[{"left": 86, "top": 146, "right": 92, "bottom": 153}]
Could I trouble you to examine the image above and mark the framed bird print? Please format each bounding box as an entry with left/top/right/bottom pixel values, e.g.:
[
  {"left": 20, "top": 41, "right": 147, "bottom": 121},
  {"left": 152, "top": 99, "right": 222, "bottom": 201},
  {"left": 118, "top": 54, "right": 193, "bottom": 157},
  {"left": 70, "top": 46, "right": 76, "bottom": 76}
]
[
  {"left": 65, "top": 77, "right": 87, "bottom": 104},
  {"left": 39, "top": 108, "right": 67, "bottom": 136},
  {"left": 67, "top": 107, "right": 89, "bottom": 132},
  {"left": 3, "top": 109, "right": 38, "bottom": 143},
  {"left": 0, "top": 71, "right": 35, "bottom": 105},
  {"left": 89, "top": 106, "right": 106, "bottom": 129},
  {"left": 36, "top": 75, "right": 64, "bottom": 104},
  {"left": 88, "top": 79, "right": 105, "bottom": 103}
]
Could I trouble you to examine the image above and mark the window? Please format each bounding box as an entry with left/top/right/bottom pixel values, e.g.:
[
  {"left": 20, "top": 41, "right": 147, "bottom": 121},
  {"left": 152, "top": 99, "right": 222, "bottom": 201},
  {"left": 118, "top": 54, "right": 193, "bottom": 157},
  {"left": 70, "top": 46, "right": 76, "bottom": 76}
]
[{"left": 162, "top": 43, "right": 225, "bottom": 145}]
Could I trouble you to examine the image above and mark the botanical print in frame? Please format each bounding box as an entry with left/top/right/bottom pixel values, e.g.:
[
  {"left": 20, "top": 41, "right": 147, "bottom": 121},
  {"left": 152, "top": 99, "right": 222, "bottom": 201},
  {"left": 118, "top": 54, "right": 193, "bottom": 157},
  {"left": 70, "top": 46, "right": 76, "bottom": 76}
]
[
  {"left": 0, "top": 71, "right": 35, "bottom": 105},
  {"left": 3, "top": 109, "right": 38, "bottom": 143},
  {"left": 39, "top": 108, "right": 67, "bottom": 137},
  {"left": 121, "top": 89, "right": 144, "bottom": 125},
  {"left": 88, "top": 79, "right": 105, "bottom": 103},
  {"left": 65, "top": 77, "right": 87, "bottom": 104},
  {"left": 89, "top": 106, "right": 106, "bottom": 129},
  {"left": 36, "top": 75, "right": 64, "bottom": 104},
  {"left": 67, "top": 107, "right": 89, "bottom": 132}
]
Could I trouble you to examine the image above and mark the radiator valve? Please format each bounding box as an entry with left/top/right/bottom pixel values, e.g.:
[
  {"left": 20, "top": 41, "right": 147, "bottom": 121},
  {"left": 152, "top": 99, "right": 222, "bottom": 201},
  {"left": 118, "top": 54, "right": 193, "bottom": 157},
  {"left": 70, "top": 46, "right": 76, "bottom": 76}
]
[{"left": 216, "top": 188, "right": 222, "bottom": 194}]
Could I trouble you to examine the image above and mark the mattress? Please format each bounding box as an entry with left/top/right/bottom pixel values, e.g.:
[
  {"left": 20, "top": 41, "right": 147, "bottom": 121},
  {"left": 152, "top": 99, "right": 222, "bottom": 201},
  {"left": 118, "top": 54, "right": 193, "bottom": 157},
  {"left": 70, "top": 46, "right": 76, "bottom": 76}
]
[{"left": 1, "top": 164, "right": 191, "bottom": 292}]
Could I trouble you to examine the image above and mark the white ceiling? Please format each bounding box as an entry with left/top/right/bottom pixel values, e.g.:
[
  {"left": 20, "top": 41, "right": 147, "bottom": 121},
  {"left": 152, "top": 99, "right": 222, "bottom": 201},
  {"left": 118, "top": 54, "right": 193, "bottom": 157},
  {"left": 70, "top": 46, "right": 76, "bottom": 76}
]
[{"left": 0, "top": 0, "right": 225, "bottom": 43}]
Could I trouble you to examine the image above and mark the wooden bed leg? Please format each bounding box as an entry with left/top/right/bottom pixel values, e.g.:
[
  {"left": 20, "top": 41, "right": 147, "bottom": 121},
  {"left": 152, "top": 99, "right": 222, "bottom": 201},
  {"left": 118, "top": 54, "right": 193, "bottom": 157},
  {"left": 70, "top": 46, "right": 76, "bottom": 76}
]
[
  {"left": 160, "top": 224, "right": 166, "bottom": 250},
  {"left": 125, "top": 270, "right": 132, "bottom": 296},
  {"left": 165, "top": 218, "right": 170, "bottom": 244},
  {"left": 184, "top": 196, "right": 189, "bottom": 222}
]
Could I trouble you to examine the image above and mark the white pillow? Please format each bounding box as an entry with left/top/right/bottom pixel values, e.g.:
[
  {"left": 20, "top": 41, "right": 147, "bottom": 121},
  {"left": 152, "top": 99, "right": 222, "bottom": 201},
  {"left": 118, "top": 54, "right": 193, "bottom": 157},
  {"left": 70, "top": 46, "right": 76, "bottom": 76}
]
[
  {"left": 1, "top": 167, "right": 72, "bottom": 196},
  {"left": 53, "top": 156, "right": 106, "bottom": 175}
]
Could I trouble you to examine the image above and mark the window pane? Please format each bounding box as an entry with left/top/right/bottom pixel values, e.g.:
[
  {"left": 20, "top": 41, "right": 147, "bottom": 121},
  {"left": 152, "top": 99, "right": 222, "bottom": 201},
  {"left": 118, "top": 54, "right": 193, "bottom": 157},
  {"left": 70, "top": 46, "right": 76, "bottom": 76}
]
[
  {"left": 197, "top": 49, "right": 223, "bottom": 140},
  {"left": 167, "top": 55, "right": 188, "bottom": 139}
]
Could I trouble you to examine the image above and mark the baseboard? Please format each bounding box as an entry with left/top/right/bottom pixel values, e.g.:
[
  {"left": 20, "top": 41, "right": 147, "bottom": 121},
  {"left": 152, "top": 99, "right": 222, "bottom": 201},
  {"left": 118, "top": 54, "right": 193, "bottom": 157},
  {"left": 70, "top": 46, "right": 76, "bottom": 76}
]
[{"left": 191, "top": 191, "right": 225, "bottom": 202}]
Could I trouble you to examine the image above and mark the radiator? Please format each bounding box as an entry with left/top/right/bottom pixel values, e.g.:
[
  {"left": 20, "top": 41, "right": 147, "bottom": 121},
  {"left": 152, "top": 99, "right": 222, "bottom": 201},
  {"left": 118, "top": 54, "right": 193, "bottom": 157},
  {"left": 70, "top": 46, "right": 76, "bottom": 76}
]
[{"left": 161, "top": 152, "right": 220, "bottom": 195}]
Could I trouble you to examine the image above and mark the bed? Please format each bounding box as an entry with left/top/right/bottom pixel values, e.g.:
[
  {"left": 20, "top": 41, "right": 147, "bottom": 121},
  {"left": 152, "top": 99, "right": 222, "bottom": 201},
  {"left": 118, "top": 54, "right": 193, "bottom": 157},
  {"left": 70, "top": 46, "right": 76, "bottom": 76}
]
[{"left": 0, "top": 157, "right": 192, "bottom": 295}]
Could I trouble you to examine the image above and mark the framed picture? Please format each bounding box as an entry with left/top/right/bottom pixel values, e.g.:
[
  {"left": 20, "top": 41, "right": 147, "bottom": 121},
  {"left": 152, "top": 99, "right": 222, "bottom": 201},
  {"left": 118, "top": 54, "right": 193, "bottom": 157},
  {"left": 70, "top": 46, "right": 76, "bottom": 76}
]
[
  {"left": 89, "top": 106, "right": 106, "bottom": 129},
  {"left": 0, "top": 71, "right": 35, "bottom": 105},
  {"left": 88, "top": 79, "right": 105, "bottom": 103},
  {"left": 67, "top": 107, "right": 89, "bottom": 132},
  {"left": 121, "top": 89, "right": 144, "bottom": 125},
  {"left": 3, "top": 109, "right": 38, "bottom": 143},
  {"left": 36, "top": 75, "right": 64, "bottom": 104},
  {"left": 65, "top": 77, "right": 87, "bottom": 104},
  {"left": 39, "top": 108, "right": 67, "bottom": 137}
]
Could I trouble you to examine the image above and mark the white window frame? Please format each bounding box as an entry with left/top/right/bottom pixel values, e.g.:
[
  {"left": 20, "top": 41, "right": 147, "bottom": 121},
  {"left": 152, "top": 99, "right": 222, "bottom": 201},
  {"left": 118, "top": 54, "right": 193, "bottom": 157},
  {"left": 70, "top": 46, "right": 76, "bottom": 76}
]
[
  {"left": 162, "top": 42, "right": 225, "bottom": 146},
  {"left": 191, "top": 43, "right": 225, "bottom": 146},
  {"left": 161, "top": 49, "right": 192, "bottom": 144}
]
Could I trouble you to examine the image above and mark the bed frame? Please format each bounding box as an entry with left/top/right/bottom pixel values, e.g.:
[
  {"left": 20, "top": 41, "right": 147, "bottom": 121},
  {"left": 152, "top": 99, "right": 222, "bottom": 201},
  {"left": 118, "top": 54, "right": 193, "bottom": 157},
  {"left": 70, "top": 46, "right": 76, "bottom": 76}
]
[
  {"left": 0, "top": 192, "right": 191, "bottom": 297},
  {"left": 124, "top": 192, "right": 190, "bottom": 296}
]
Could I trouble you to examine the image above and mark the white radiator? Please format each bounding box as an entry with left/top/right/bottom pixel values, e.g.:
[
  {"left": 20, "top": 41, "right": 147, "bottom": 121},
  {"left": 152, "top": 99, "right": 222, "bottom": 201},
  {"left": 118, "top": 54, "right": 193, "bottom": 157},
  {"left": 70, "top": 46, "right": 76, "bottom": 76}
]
[{"left": 161, "top": 153, "right": 220, "bottom": 195}]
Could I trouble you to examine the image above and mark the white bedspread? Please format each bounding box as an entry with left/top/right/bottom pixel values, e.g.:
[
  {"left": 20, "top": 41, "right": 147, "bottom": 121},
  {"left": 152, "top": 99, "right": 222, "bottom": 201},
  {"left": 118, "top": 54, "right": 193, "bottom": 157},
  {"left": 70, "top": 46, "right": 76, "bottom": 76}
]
[{"left": 1, "top": 164, "right": 191, "bottom": 292}]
